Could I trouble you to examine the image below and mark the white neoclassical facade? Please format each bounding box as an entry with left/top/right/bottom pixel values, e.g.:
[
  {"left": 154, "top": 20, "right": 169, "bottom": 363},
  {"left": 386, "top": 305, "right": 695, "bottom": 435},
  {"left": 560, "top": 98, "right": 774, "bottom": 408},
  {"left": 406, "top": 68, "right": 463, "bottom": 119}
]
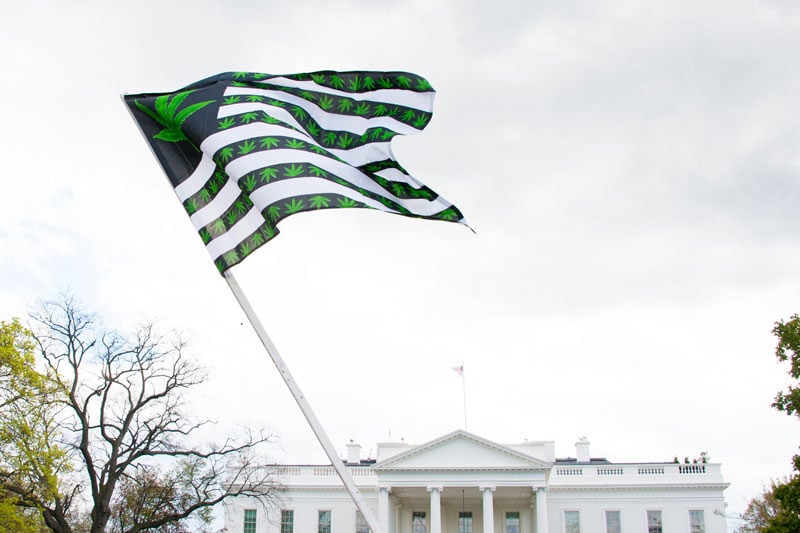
[{"left": 224, "top": 430, "right": 728, "bottom": 533}]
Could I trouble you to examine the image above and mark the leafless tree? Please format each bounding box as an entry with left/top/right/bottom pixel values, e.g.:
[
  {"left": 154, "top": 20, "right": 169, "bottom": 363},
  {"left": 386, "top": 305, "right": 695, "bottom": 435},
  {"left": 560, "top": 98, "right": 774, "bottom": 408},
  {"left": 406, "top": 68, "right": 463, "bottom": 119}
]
[{"left": 1, "top": 295, "right": 278, "bottom": 533}]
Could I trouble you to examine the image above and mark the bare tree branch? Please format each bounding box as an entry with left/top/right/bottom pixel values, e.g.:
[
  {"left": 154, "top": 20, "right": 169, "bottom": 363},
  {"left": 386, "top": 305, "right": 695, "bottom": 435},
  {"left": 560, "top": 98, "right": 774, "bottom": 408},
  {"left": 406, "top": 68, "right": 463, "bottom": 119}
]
[{"left": 1, "top": 295, "right": 279, "bottom": 533}]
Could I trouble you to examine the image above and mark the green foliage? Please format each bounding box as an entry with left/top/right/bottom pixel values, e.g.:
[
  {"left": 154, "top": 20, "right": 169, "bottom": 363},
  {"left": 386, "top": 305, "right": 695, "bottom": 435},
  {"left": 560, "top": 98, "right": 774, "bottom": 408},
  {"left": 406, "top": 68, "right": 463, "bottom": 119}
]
[
  {"left": 772, "top": 315, "right": 800, "bottom": 469},
  {"left": 218, "top": 146, "right": 234, "bottom": 163},
  {"left": 337, "top": 99, "right": 353, "bottom": 113},
  {"left": 260, "top": 137, "right": 279, "bottom": 149},
  {"left": 355, "top": 102, "right": 371, "bottom": 116},
  {"left": 285, "top": 138, "right": 306, "bottom": 150},
  {"left": 0, "top": 496, "right": 46, "bottom": 533},
  {"left": 323, "top": 132, "right": 337, "bottom": 146},
  {"left": 336, "top": 133, "right": 353, "bottom": 149},
  {"left": 308, "top": 165, "right": 327, "bottom": 178},
  {"left": 240, "top": 112, "right": 258, "bottom": 123},
  {"left": 0, "top": 319, "right": 67, "bottom": 532},
  {"left": 750, "top": 316, "right": 800, "bottom": 532},
  {"left": 305, "top": 121, "right": 320, "bottom": 137},
  {"left": 416, "top": 77, "right": 432, "bottom": 91},
  {"left": 283, "top": 163, "right": 305, "bottom": 178},
  {"left": 762, "top": 477, "right": 800, "bottom": 533},
  {"left": 291, "top": 106, "right": 307, "bottom": 120},
  {"left": 243, "top": 174, "right": 257, "bottom": 192},
  {"left": 218, "top": 117, "right": 235, "bottom": 129},
  {"left": 238, "top": 139, "right": 256, "bottom": 155},
  {"left": 0, "top": 319, "right": 39, "bottom": 408},
  {"left": 318, "top": 95, "right": 334, "bottom": 111},
  {"left": 413, "top": 113, "right": 430, "bottom": 128},
  {"left": 135, "top": 91, "right": 214, "bottom": 144},
  {"left": 330, "top": 74, "right": 344, "bottom": 89},
  {"left": 284, "top": 198, "right": 305, "bottom": 214},
  {"left": 740, "top": 478, "right": 788, "bottom": 533},
  {"left": 309, "top": 195, "right": 329, "bottom": 209},
  {"left": 259, "top": 168, "right": 278, "bottom": 183}
]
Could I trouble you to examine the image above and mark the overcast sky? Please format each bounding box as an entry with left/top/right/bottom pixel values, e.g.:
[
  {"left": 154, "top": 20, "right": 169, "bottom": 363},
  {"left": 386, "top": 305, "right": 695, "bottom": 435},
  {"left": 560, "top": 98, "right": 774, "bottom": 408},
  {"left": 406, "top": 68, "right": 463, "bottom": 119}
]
[{"left": 2, "top": 0, "right": 800, "bottom": 527}]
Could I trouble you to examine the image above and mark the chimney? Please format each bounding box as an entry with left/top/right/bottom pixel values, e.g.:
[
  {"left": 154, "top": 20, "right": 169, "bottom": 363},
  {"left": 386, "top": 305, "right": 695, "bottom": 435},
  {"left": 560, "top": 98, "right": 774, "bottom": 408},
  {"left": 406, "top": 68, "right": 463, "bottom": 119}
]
[
  {"left": 576, "top": 437, "right": 590, "bottom": 463},
  {"left": 346, "top": 439, "right": 361, "bottom": 464}
]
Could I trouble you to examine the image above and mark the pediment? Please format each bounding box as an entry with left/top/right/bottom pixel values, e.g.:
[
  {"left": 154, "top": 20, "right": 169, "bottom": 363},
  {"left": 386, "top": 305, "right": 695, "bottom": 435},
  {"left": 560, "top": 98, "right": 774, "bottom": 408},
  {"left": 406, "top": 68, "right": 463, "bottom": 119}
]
[{"left": 373, "top": 430, "right": 551, "bottom": 471}]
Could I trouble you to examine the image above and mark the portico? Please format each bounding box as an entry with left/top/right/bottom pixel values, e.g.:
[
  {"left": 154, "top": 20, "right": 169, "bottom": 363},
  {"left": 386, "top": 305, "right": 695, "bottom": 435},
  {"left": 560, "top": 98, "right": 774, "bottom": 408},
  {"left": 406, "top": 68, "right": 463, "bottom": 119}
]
[{"left": 371, "top": 431, "right": 551, "bottom": 533}]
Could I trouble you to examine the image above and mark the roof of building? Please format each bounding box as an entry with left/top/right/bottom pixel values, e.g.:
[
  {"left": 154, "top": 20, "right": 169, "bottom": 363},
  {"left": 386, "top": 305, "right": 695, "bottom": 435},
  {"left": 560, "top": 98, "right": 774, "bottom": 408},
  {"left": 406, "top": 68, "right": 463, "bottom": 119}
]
[{"left": 555, "top": 457, "right": 612, "bottom": 464}]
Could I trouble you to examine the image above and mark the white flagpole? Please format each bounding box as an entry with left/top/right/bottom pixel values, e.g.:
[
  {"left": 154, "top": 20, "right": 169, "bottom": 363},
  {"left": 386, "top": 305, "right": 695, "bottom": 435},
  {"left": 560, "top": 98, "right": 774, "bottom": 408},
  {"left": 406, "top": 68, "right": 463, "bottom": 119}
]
[
  {"left": 224, "top": 271, "right": 383, "bottom": 533},
  {"left": 461, "top": 364, "right": 467, "bottom": 430},
  {"left": 452, "top": 364, "right": 467, "bottom": 430}
]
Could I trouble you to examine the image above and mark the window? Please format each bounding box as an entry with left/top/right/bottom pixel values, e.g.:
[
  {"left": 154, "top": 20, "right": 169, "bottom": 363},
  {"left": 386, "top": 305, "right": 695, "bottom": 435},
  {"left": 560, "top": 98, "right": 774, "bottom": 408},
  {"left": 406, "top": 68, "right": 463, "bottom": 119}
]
[
  {"left": 412, "top": 511, "right": 427, "bottom": 533},
  {"left": 458, "top": 512, "right": 473, "bottom": 533},
  {"left": 355, "top": 510, "right": 371, "bottom": 533},
  {"left": 647, "top": 511, "right": 662, "bottom": 533},
  {"left": 505, "top": 512, "right": 521, "bottom": 533},
  {"left": 243, "top": 509, "right": 257, "bottom": 533},
  {"left": 281, "top": 510, "right": 294, "bottom": 533},
  {"left": 605, "top": 511, "right": 621, "bottom": 533},
  {"left": 564, "top": 511, "right": 580, "bottom": 533},
  {"left": 319, "top": 510, "right": 332, "bottom": 533},
  {"left": 689, "top": 510, "right": 705, "bottom": 533}
]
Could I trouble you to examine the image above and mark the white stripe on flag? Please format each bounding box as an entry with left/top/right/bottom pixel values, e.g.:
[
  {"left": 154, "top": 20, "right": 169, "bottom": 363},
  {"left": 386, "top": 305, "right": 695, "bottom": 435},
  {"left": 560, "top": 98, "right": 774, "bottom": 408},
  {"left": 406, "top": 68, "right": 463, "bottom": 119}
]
[
  {"left": 373, "top": 167, "right": 419, "bottom": 186},
  {"left": 174, "top": 124, "right": 314, "bottom": 203},
  {"left": 229, "top": 78, "right": 434, "bottom": 110},
  {"left": 195, "top": 121, "right": 395, "bottom": 170},
  {"left": 201, "top": 122, "right": 313, "bottom": 154},
  {"left": 218, "top": 102, "right": 306, "bottom": 138},
  {"left": 219, "top": 97, "right": 422, "bottom": 137},
  {"left": 204, "top": 174, "right": 404, "bottom": 259},
  {"left": 224, "top": 151, "right": 451, "bottom": 217},
  {"left": 189, "top": 179, "right": 241, "bottom": 229},
  {"left": 205, "top": 207, "right": 266, "bottom": 259},
  {"left": 175, "top": 154, "right": 215, "bottom": 202},
  {"left": 326, "top": 142, "right": 394, "bottom": 168},
  {"left": 248, "top": 177, "right": 399, "bottom": 214}
]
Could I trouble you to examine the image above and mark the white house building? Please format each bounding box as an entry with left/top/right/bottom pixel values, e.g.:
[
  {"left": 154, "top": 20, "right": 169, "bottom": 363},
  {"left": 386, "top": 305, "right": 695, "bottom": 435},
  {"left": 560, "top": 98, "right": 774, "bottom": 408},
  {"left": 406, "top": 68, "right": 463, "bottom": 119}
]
[{"left": 224, "top": 430, "right": 728, "bottom": 533}]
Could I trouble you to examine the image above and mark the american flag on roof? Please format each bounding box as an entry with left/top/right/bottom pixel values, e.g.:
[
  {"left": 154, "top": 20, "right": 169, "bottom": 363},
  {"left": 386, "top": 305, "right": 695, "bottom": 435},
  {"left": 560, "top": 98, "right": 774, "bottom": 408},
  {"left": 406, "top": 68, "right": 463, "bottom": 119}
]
[{"left": 125, "top": 71, "right": 465, "bottom": 274}]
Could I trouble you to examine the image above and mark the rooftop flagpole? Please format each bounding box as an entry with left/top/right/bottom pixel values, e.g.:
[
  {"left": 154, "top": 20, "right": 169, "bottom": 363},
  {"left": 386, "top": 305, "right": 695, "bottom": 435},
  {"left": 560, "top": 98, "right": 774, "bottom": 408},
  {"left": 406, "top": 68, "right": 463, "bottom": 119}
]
[
  {"left": 224, "top": 271, "right": 383, "bottom": 533},
  {"left": 453, "top": 364, "right": 467, "bottom": 430}
]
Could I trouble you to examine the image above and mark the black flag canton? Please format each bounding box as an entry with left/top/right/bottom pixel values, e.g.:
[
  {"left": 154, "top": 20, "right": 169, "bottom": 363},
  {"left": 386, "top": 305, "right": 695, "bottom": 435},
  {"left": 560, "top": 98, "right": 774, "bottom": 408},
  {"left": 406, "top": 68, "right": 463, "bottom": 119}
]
[{"left": 125, "top": 81, "right": 226, "bottom": 188}]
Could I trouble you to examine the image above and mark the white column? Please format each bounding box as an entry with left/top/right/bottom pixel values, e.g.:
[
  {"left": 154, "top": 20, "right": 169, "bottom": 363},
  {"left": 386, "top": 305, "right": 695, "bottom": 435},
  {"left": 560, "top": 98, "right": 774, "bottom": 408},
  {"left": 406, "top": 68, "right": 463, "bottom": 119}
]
[
  {"left": 428, "top": 486, "right": 443, "bottom": 533},
  {"left": 529, "top": 497, "right": 536, "bottom": 533},
  {"left": 379, "top": 486, "right": 391, "bottom": 533},
  {"left": 535, "top": 487, "right": 548, "bottom": 533},
  {"left": 481, "top": 486, "right": 495, "bottom": 533},
  {"left": 395, "top": 503, "right": 402, "bottom": 533}
]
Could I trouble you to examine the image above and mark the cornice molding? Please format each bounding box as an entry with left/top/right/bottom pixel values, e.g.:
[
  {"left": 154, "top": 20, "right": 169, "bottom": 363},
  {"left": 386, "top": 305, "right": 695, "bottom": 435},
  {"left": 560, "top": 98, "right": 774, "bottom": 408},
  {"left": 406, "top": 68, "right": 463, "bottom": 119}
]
[{"left": 377, "top": 466, "right": 550, "bottom": 473}]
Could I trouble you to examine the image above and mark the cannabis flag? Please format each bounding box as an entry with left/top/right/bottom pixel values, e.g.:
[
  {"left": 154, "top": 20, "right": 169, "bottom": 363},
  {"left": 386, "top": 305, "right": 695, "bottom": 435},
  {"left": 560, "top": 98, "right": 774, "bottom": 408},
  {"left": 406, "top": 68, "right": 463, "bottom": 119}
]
[{"left": 125, "top": 71, "right": 465, "bottom": 274}]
